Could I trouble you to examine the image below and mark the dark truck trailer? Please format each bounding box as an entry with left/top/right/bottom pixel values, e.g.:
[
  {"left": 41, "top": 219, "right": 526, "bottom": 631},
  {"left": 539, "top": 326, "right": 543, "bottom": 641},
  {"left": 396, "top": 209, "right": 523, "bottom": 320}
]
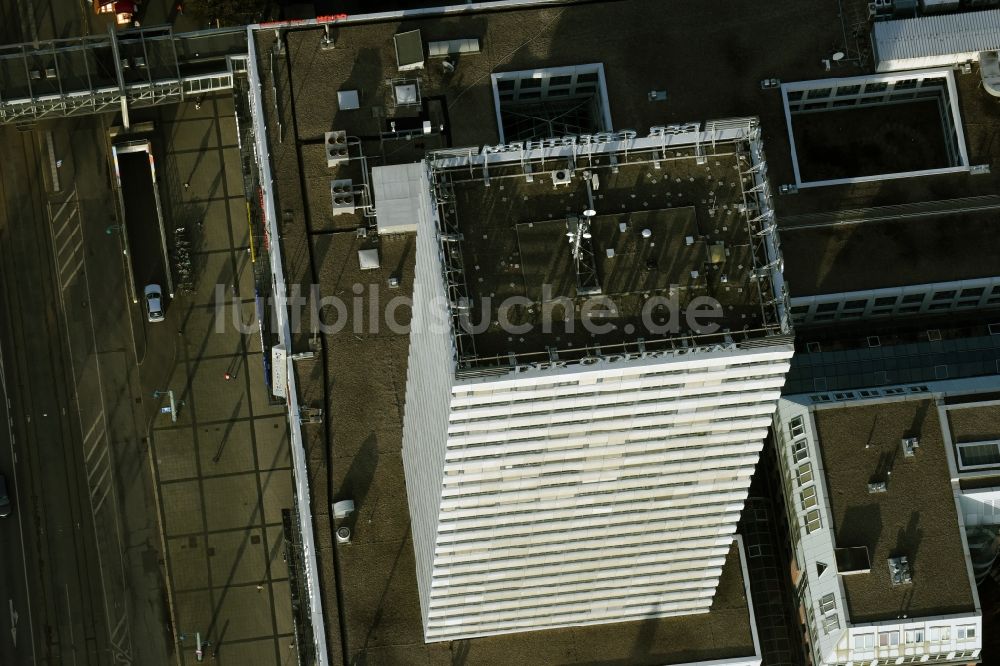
[{"left": 111, "top": 139, "right": 172, "bottom": 303}]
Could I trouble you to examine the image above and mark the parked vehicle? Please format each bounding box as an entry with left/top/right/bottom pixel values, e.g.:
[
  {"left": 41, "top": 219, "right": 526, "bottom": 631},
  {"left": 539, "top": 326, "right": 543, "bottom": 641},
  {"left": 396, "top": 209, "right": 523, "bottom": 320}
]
[{"left": 145, "top": 284, "right": 164, "bottom": 323}]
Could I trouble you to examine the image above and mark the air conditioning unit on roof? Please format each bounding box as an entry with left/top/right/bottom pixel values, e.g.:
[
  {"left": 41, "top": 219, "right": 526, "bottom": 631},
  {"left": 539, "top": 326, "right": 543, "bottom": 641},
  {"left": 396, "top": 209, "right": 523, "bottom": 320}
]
[
  {"left": 551, "top": 168, "right": 572, "bottom": 187},
  {"left": 325, "top": 130, "right": 348, "bottom": 167}
]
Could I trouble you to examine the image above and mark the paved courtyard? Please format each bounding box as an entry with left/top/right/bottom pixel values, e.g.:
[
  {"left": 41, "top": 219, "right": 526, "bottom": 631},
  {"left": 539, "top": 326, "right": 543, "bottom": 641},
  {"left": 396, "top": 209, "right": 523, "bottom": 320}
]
[{"left": 147, "top": 95, "right": 296, "bottom": 665}]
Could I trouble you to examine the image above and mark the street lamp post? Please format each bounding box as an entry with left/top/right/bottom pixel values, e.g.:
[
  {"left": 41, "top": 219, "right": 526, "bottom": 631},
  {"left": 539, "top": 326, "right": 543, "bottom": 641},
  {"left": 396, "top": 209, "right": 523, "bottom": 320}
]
[
  {"left": 152, "top": 389, "right": 183, "bottom": 423},
  {"left": 178, "top": 631, "right": 212, "bottom": 662}
]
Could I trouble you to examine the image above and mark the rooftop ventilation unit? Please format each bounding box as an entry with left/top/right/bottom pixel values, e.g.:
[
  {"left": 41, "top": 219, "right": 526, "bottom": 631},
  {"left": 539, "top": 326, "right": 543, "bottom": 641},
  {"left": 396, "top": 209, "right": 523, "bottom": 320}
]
[
  {"left": 333, "top": 499, "right": 355, "bottom": 519},
  {"left": 336, "top": 526, "right": 352, "bottom": 544},
  {"left": 298, "top": 406, "right": 324, "bottom": 424},
  {"left": 551, "top": 168, "right": 572, "bottom": 187},
  {"left": 337, "top": 89, "right": 360, "bottom": 110},
  {"left": 888, "top": 555, "right": 912, "bottom": 585},
  {"left": 394, "top": 30, "right": 424, "bottom": 71},
  {"left": 835, "top": 546, "right": 871, "bottom": 574},
  {"left": 393, "top": 82, "right": 420, "bottom": 106},
  {"left": 708, "top": 242, "right": 726, "bottom": 264},
  {"left": 867, "top": 480, "right": 888, "bottom": 493},
  {"left": 331, "top": 179, "right": 356, "bottom": 215},
  {"left": 325, "top": 130, "right": 348, "bottom": 166},
  {"left": 358, "top": 248, "right": 380, "bottom": 270},
  {"left": 901, "top": 437, "right": 919, "bottom": 458},
  {"left": 427, "top": 38, "right": 480, "bottom": 58}
]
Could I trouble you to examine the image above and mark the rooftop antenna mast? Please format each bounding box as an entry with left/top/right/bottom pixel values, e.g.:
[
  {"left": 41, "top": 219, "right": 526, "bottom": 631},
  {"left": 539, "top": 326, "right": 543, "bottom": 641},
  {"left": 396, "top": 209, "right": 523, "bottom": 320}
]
[{"left": 566, "top": 170, "right": 602, "bottom": 296}]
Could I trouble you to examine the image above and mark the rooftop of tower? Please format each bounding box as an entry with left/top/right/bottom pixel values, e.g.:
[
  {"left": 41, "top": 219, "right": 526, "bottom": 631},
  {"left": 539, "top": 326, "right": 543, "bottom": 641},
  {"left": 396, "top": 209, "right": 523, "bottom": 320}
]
[{"left": 428, "top": 127, "right": 789, "bottom": 371}]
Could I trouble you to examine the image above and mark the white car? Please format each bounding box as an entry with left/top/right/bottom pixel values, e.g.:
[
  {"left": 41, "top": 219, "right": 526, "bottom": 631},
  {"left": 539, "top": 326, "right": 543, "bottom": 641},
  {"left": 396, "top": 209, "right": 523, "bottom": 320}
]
[{"left": 144, "top": 284, "right": 165, "bottom": 323}]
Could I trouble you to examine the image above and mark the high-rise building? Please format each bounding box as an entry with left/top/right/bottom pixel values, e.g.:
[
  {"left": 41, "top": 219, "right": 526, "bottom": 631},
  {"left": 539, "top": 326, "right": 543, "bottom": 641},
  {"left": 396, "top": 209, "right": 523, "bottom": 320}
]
[{"left": 398, "top": 119, "right": 794, "bottom": 641}]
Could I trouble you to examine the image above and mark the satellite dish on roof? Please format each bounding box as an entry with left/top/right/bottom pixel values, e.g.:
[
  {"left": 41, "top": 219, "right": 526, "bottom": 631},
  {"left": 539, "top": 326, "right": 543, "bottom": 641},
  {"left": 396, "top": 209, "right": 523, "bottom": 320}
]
[
  {"left": 583, "top": 209, "right": 597, "bottom": 218},
  {"left": 832, "top": 51, "right": 845, "bottom": 61}
]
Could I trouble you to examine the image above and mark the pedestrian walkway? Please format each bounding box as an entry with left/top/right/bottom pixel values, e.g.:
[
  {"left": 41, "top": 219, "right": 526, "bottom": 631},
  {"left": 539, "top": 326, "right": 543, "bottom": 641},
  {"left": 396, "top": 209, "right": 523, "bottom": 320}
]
[{"left": 148, "top": 94, "right": 295, "bottom": 665}]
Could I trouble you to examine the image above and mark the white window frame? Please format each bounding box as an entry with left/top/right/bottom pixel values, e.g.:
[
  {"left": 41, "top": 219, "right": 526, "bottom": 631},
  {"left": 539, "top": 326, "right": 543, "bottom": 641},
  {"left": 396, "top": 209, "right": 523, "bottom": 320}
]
[
  {"left": 957, "top": 625, "right": 976, "bottom": 641},
  {"left": 805, "top": 508, "right": 822, "bottom": 534},
  {"left": 905, "top": 628, "right": 925, "bottom": 645},
  {"left": 879, "top": 630, "right": 900, "bottom": 647},
  {"left": 796, "top": 461, "right": 813, "bottom": 486},
  {"left": 854, "top": 633, "right": 875, "bottom": 650},
  {"left": 792, "top": 438, "right": 809, "bottom": 463},
  {"left": 821, "top": 612, "right": 840, "bottom": 634},
  {"left": 800, "top": 485, "right": 818, "bottom": 510}
]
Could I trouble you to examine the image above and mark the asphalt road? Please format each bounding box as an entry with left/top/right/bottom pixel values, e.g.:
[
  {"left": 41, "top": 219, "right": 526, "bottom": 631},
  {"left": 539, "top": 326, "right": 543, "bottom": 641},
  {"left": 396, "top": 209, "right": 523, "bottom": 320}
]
[
  {"left": 0, "top": 123, "right": 109, "bottom": 664},
  {"left": 0, "top": 326, "right": 35, "bottom": 666},
  {"left": 0, "top": 110, "right": 181, "bottom": 666},
  {"left": 0, "top": 4, "right": 241, "bottom": 666}
]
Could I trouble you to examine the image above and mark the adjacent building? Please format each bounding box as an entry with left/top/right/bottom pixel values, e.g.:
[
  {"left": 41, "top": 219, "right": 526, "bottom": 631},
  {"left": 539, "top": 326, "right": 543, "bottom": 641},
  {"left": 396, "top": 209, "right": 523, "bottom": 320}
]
[
  {"left": 774, "top": 342, "right": 995, "bottom": 665},
  {"left": 781, "top": 212, "right": 1000, "bottom": 328}
]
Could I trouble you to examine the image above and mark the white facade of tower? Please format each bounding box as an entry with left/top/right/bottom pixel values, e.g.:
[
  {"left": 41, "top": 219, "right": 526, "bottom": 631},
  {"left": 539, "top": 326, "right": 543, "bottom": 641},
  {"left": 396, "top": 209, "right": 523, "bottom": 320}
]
[
  {"left": 399, "top": 157, "right": 794, "bottom": 642},
  {"left": 415, "top": 347, "right": 792, "bottom": 641}
]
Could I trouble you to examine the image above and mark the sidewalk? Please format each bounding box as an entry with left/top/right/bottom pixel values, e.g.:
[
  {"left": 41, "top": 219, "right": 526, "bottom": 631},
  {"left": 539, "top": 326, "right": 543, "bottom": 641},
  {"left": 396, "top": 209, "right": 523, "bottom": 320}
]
[{"left": 147, "top": 94, "right": 296, "bottom": 666}]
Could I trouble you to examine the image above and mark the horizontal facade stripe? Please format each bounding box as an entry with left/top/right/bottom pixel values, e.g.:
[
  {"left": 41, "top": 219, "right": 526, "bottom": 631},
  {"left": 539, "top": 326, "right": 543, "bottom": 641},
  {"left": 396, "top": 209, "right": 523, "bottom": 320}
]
[
  {"left": 451, "top": 361, "right": 790, "bottom": 414},
  {"left": 428, "top": 594, "right": 712, "bottom": 626},
  {"left": 438, "top": 474, "right": 754, "bottom": 508},
  {"left": 442, "top": 449, "right": 762, "bottom": 486},
  {"left": 449, "top": 376, "right": 789, "bottom": 419},
  {"left": 434, "top": 521, "right": 736, "bottom": 548},
  {"left": 439, "top": 504, "right": 740, "bottom": 541},
  {"left": 439, "top": 463, "right": 752, "bottom": 499},
  {"left": 438, "top": 482, "right": 752, "bottom": 518},
  {"left": 434, "top": 514, "right": 742, "bottom": 550},
  {"left": 431, "top": 546, "right": 730, "bottom": 583},
  {"left": 427, "top": 578, "right": 721, "bottom": 617},
  {"left": 444, "top": 428, "right": 768, "bottom": 464},
  {"left": 446, "top": 416, "right": 775, "bottom": 452},
  {"left": 452, "top": 346, "right": 794, "bottom": 394},
  {"left": 444, "top": 421, "right": 772, "bottom": 456},
  {"left": 428, "top": 586, "right": 717, "bottom": 621},
  {"left": 434, "top": 527, "right": 736, "bottom": 559},
  {"left": 440, "top": 485, "right": 742, "bottom": 531},
  {"left": 423, "top": 603, "right": 711, "bottom": 640},
  {"left": 447, "top": 391, "right": 783, "bottom": 434}
]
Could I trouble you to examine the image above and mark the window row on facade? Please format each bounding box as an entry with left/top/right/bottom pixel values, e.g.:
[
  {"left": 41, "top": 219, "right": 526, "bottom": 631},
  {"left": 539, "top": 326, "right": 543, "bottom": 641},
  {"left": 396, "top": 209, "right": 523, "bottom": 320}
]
[{"left": 790, "top": 281, "right": 1000, "bottom": 325}]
